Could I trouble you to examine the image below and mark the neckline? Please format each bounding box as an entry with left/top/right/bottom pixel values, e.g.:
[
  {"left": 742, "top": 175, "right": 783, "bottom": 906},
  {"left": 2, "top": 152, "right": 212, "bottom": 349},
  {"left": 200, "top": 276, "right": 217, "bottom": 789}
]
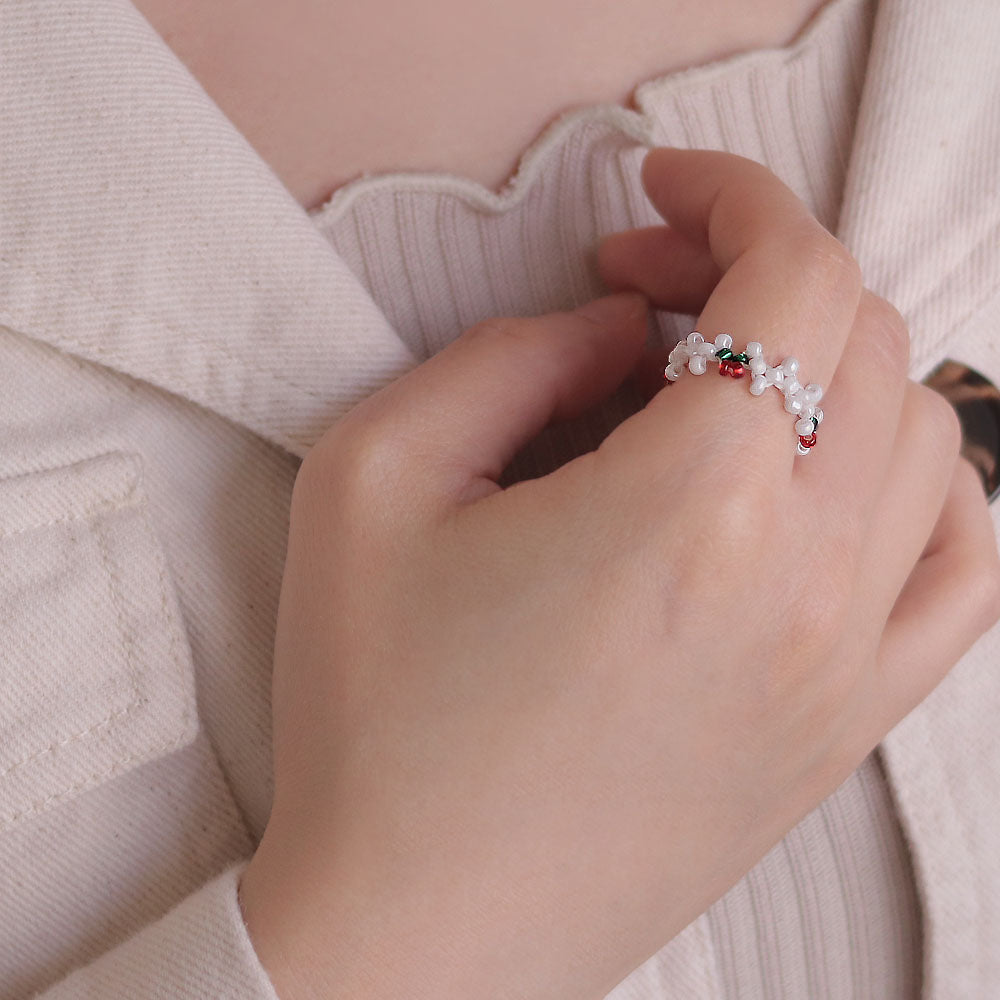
[{"left": 309, "top": 0, "right": 869, "bottom": 225}]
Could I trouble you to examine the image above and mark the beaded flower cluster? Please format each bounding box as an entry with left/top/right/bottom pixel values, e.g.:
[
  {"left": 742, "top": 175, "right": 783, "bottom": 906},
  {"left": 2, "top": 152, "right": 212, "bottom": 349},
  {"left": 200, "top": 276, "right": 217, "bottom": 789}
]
[{"left": 664, "top": 332, "right": 825, "bottom": 456}]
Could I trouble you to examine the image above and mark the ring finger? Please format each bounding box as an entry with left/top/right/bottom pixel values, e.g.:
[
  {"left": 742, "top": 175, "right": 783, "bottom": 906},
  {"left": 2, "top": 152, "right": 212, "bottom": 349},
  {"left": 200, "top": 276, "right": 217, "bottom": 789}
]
[
  {"left": 792, "top": 288, "right": 912, "bottom": 543},
  {"left": 596, "top": 147, "right": 864, "bottom": 487}
]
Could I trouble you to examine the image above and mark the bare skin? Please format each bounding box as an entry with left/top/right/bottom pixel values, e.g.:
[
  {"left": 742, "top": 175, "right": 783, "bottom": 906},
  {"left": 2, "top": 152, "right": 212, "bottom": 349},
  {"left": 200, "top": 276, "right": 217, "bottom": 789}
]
[
  {"left": 130, "top": 0, "right": 831, "bottom": 212},
  {"left": 233, "top": 148, "right": 1000, "bottom": 998}
]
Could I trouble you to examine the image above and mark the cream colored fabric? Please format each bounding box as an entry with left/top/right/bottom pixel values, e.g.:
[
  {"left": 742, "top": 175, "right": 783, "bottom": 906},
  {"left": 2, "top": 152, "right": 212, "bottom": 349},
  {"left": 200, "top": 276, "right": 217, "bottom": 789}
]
[
  {"left": 1, "top": 0, "right": 998, "bottom": 997},
  {"left": 314, "top": 2, "right": 925, "bottom": 997}
]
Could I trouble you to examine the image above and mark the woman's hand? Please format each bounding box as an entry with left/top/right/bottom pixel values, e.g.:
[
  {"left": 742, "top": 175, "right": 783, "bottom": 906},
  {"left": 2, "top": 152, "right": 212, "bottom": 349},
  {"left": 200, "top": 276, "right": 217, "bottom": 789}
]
[{"left": 238, "top": 147, "right": 1000, "bottom": 1000}]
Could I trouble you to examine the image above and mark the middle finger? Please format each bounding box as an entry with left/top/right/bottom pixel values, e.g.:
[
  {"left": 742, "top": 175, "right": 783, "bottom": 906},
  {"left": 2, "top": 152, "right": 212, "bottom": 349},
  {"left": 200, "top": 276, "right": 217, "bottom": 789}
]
[{"left": 596, "top": 147, "right": 863, "bottom": 484}]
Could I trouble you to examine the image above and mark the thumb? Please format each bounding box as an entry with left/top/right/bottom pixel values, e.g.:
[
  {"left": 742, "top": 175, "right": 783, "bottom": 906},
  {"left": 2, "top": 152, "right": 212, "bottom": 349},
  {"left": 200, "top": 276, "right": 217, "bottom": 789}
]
[{"left": 335, "top": 290, "right": 649, "bottom": 508}]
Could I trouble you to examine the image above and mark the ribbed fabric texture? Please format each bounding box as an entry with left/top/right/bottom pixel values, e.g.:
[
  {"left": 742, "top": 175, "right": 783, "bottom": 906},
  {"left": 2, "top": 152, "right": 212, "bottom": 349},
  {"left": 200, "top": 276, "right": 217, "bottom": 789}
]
[
  {"left": 15, "top": 0, "right": 1000, "bottom": 991},
  {"left": 309, "top": 0, "right": 922, "bottom": 995}
]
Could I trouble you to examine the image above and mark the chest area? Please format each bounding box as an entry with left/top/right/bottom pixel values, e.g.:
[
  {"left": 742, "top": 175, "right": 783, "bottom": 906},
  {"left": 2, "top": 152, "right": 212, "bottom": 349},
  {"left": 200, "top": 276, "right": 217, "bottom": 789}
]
[{"left": 130, "top": 0, "right": 828, "bottom": 211}]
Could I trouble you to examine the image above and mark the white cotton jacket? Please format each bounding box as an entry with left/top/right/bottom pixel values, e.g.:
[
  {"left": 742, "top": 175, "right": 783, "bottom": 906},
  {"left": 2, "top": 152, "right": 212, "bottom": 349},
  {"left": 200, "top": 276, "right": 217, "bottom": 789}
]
[{"left": 1, "top": 0, "right": 999, "bottom": 996}]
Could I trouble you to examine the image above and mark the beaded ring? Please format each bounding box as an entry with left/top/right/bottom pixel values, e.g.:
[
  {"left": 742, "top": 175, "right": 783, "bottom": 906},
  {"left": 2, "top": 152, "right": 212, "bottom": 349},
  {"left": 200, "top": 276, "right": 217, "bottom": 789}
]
[{"left": 664, "top": 332, "right": 825, "bottom": 456}]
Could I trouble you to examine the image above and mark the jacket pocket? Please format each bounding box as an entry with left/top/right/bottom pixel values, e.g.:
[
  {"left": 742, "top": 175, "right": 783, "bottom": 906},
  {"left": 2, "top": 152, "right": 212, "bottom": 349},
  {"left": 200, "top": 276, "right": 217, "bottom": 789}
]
[{"left": 0, "top": 451, "right": 199, "bottom": 833}]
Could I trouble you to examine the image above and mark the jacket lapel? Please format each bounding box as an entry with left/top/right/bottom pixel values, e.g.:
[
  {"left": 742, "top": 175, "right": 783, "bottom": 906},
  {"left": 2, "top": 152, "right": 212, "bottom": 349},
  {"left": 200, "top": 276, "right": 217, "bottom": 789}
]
[
  {"left": 5, "top": 1, "right": 1000, "bottom": 994},
  {"left": 836, "top": 1, "right": 1000, "bottom": 996},
  {"left": 0, "top": 0, "right": 417, "bottom": 461}
]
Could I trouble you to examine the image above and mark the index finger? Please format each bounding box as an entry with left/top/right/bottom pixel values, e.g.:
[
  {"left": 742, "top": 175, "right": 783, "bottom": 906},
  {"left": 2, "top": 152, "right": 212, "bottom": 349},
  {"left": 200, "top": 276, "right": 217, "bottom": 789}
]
[{"left": 599, "top": 147, "right": 863, "bottom": 478}]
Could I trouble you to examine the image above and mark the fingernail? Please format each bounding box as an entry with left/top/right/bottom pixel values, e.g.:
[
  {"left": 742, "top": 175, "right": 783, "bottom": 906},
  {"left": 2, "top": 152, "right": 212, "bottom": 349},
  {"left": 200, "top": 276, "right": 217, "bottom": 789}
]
[{"left": 574, "top": 291, "right": 648, "bottom": 325}]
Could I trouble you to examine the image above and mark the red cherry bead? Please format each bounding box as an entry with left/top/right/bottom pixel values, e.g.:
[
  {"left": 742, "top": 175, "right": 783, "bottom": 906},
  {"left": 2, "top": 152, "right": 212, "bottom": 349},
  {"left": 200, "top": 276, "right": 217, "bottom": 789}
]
[
  {"left": 729, "top": 364, "right": 745, "bottom": 378},
  {"left": 719, "top": 361, "right": 730, "bottom": 376},
  {"left": 798, "top": 432, "right": 817, "bottom": 448}
]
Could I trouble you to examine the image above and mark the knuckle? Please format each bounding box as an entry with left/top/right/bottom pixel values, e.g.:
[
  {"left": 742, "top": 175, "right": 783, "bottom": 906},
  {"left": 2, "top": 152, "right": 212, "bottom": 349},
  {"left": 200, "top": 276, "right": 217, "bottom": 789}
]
[
  {"left": 779, "top": 521, "right": 858, "bottom": 662},
  {"left": 955, "top": 469, "right": 1000, "bottom": 627},
  {"left": 787, "top": 226, "right": 863, "bottom": 300},
  {"left": 663, "top": 473, "right": 772, "bottom": 585},
  {"left": 791, "top": 566, "right": 852, "bottom": 654},
  {"left": 468, "top": 309, "right": 607, "bottom": 388},
  {"left": 915, "top": 383, "right": 964, "bottom": 463},
  {"left": 952, "top": 453, "right": 988, "bottom": 507},
  {"left": 464, "top": 315, "right": 533, "bottom": 349},
  {"left": 754, "top": 575, "right": 855, "bottom": 718},
  {"left": 707, "top": 479, "right": 771, "bottom": 549},
  {"left": 858, "top": 289, "right": 911, "bottom": 374},
  {"left": 292, "top": 441, "right": 330, "bottom": 503},
  {"left": 288, "top": 452, "right": 328, "bottom": 536},
  {"left": 295, "top": 417, "right": 408, "bottom": 523},
  {"left": 966, "top": 555, "right": 1000, "bottom": 633},
  {"left": 703, "top": 470, "right": 772, "bottom": 544},
  {"left": 953, "top": 452, "right": 986, "bottom": 499}
]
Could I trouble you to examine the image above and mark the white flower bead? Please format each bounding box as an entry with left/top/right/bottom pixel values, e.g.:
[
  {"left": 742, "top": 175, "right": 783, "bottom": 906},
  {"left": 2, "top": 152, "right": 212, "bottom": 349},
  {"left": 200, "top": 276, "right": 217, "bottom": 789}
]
[{"left": 666, "top": 335, "right": 824, "bottom": 458}]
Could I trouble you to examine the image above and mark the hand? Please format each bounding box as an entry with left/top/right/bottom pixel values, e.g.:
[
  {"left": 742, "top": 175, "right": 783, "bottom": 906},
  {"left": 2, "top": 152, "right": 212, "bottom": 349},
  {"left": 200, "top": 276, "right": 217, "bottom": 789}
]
[{"left": 238, "top": 147, "right": 1000, "bottom": 1000}]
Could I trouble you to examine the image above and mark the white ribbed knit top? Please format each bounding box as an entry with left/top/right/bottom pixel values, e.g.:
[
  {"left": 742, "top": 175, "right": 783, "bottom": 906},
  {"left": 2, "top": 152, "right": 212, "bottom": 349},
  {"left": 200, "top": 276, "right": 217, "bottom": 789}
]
[{"left": 307, "top": 0, "right": 922, "bottom": 994}]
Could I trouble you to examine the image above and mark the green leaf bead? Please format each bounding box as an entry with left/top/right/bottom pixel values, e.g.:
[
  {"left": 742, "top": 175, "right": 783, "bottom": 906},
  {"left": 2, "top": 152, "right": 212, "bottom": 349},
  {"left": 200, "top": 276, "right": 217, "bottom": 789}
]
[
  {"left": 732, "top": 352, "right": 750, "bottom": 364},
  {"left": 716, "top": 348, "right": 733, "bottom": 360}
]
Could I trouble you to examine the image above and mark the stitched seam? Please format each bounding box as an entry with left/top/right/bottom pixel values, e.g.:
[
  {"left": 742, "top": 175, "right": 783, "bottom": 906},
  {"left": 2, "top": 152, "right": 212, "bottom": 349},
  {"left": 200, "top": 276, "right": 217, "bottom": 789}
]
[
  {"left": 0, "top": 492, "right": 138, "bottom": 542},
  {"left": 0, "top": 455, "right": 140, "bottom": 539},
  {"left": 0, "top": 512, "right": 144, "bottom": 780},
  {"left": 0, "top": 703, "right": 149, "bottom": 782},
  {"left": 0, "top": 254, "right": 331, "bottom": 402},
  {"left": 137, "top": 491, "right": 194, "bottom": 733},
  {"left": 0, "top": 731, "right": 192, "bottom": 831},
  {"left": 0, "top": 488, "right": 196, "bottom": 824}
]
